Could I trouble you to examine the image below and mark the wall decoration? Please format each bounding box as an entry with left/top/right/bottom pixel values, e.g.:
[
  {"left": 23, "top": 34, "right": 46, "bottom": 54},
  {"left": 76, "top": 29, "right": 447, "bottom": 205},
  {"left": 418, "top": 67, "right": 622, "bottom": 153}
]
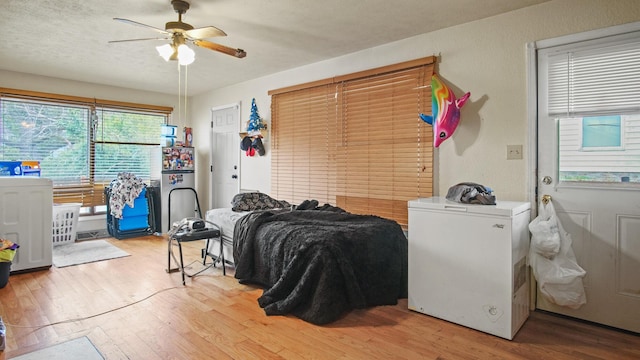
[
  {"left": 247, "top": 98, "right": 267, "bottom": 136},
  {"left": 184, "top": 127, "right": 193, "bottom": 146},
  {"left": 240, "top": 136, "right": 256, "bottom": 156},
  {"left": 238, "top": 98, "right": 267, "bottom": 156},
  {"left": 419, "top": 74, "right": 470, "bottom": 147}
]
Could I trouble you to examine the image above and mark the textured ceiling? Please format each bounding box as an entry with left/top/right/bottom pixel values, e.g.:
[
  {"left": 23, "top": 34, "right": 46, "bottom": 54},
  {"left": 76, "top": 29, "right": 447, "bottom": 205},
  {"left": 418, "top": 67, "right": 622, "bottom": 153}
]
[{"left": 0, "top": 0, "right": 550, "bottom": 96}]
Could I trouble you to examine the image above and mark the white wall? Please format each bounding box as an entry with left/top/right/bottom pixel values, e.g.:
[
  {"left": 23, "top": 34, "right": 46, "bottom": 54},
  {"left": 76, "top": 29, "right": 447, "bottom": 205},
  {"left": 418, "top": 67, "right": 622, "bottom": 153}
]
[{"left": 190, "top": 0, "right": 640, "bottom": 210}]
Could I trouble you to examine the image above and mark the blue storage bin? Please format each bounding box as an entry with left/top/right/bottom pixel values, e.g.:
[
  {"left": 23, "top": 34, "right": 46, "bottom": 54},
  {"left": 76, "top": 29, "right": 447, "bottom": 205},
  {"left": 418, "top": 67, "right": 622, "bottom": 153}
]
[{"left": 0, "top": 161, "right": 23, "bottom": 176}]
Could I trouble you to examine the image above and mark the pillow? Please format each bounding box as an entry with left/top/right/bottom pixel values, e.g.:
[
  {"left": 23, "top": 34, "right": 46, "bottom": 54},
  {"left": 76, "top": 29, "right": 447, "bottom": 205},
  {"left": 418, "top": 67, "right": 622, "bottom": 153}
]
[{"left": 231, "top": 192, "right": 291, "bottom": 212}]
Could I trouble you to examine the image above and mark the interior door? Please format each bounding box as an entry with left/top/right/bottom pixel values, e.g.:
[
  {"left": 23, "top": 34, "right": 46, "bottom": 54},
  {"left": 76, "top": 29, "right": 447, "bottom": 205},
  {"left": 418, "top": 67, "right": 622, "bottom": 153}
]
[
  {"left": 211, "top": 103, "right": 240, "bottom": 209},
  {"left": 535, "top": 28, "right": 640, "bottom": 333}
]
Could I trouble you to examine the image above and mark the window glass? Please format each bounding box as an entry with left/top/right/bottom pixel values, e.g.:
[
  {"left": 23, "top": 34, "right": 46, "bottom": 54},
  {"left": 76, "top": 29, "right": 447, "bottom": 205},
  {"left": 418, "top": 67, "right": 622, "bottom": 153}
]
[
  {"left": 94, "top": 109, "right": 164, "bottom": 183},
  {"left": 1, "top": 97, "right": 165, "bottom": 208},
  {"left": 559, "top": 114, "right": 639, "bottom": 183},
  {"left": 0, "top": 100, "right": 88, "bottom": 185},
  {"left": 582, "top": 115, "right": 621, "bottom": 148}
]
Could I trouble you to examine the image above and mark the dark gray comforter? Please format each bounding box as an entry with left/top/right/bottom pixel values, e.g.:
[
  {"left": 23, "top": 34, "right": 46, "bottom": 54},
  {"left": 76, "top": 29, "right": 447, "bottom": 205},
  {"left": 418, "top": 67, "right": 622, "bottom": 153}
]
[{"left": 233, "top": 203, "right": 408, "bottom": 325}]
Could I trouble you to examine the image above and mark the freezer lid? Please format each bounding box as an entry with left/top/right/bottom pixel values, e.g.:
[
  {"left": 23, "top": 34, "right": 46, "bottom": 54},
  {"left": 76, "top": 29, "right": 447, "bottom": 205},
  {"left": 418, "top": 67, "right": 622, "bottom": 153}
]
[
  {"left": 0, "top": 176, "right": 53, "bottom": 187},
  {"left": 408, "top": 196, "right": 530, "bottom": 217}
]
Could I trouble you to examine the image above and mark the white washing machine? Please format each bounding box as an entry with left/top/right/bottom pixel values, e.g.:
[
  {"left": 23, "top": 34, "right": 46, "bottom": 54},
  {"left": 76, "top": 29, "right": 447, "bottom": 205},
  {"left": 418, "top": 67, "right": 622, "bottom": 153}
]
[{"left": 407, "top": 197, "right": 531, "bottom": 340}]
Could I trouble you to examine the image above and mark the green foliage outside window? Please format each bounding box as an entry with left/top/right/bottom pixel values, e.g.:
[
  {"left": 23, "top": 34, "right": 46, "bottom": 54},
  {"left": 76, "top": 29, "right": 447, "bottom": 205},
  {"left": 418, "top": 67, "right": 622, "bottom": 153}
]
[{"left": 1, "top": 98, "right": 165, "bottom": 204}]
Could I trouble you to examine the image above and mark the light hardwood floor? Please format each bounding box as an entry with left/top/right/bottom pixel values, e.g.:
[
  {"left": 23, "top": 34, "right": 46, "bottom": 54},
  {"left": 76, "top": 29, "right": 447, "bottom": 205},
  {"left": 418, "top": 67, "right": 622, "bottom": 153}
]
[{"left": 0, "top": 236, "right": 638, "bottom": 359}]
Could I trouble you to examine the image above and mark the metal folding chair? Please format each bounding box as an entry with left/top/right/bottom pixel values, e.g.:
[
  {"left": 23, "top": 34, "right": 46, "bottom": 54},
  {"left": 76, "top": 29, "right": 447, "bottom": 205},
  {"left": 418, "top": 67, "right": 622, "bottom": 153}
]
[{"left": 165, "top": 187, "right": 223, "bottom": 285}]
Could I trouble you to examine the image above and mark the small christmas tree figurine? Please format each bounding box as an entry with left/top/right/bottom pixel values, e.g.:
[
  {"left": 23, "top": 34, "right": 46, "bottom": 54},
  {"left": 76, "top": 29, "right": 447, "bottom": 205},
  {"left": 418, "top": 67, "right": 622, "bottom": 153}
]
[{"left": 246, "top": 98, "right": 266, "bottom": 135}]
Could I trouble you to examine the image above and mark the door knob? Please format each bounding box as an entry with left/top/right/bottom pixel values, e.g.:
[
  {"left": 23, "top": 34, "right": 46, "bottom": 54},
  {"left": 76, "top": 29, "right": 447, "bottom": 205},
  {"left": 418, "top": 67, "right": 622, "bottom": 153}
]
[
  {"left": 231, "top": 175, "right": 238, "bottom": 179},
  {"left": 542, "top": 176, "right": 552, "bottom": 185}
]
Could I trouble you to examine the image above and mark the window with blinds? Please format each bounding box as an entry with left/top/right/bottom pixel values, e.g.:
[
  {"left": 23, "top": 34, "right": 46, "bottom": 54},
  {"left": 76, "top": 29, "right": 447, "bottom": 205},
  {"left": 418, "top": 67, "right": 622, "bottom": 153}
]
[
  {"left": 271, "top": 84, "right": 337, "bottom": 206},
  {"left": 546, "top": 32, "right": 640, "bottom": 116},
  {"left": 540, "top": 29, "right": 640, "bottom": 183},
  {"left": 270, "top": 57, "right": 435, "bottom": 226},
  {"left": 0, "top": 89, "right": 171, "bottom": 209}
]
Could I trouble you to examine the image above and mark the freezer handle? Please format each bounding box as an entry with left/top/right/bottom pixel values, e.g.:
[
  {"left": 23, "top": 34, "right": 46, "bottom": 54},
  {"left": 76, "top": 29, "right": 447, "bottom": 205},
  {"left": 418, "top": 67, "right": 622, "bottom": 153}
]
[{"left": 442, "top": 205, "right": 468, "bottom": 212}]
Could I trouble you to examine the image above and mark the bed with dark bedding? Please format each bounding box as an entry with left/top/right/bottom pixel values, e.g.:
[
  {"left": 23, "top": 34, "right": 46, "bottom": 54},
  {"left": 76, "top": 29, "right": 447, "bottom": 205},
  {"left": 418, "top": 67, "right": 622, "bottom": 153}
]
[{"left": 233, "top": 200, "right": 408, "bottom": 325}]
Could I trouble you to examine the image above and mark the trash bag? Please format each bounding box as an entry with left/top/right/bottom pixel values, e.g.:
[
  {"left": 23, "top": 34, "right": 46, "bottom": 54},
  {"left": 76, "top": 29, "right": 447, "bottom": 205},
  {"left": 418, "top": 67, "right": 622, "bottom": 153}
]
[
  {"left": 529, "top": 201, "right": 587, "bottom": 309},
  {"left": 529, "top": 202, "right": 561, "bottom": 259}
]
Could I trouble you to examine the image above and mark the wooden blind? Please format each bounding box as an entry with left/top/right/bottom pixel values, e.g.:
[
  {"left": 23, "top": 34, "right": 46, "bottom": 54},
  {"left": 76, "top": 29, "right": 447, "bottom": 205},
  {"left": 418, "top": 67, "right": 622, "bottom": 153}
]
[
  {"left": 270, "top": 57, "right": 435, "bottom": 226},
  {"left": 336, "top": 66, "right": 433, "bottom": 225},
  {"left": 271, "top": 84, "right": 337, "bottom": 205}
]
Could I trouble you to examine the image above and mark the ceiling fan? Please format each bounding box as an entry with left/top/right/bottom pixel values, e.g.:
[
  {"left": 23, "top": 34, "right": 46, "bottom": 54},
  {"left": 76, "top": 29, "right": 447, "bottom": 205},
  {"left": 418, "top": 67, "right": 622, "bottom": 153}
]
[{"left": 110, "top": 0, "right": 246, "bottom": 64}]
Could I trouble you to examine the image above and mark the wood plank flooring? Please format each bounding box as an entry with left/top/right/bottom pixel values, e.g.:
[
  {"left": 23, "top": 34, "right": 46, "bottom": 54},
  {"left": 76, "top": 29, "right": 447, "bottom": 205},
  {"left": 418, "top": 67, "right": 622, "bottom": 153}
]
[{"left": 0, "top": 236, "right": 638, "bottom": 359}]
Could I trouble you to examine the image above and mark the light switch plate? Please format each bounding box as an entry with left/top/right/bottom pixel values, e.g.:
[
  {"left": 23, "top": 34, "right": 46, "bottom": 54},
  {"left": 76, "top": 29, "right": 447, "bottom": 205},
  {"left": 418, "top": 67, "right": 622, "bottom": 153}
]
[{"left": 507, "top": 145, "right": 523, "bottom": 160}]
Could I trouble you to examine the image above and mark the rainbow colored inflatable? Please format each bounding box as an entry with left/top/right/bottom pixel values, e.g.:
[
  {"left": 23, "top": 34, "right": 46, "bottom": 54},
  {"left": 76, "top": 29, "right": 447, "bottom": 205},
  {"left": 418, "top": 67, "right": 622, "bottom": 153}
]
[{"left": 419, "top": 74, "right": 470, "bottom": 147}]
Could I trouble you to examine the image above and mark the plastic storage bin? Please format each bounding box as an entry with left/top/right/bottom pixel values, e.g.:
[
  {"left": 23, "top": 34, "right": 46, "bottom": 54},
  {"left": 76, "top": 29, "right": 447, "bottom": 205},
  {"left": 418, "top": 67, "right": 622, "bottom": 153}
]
[
  {"left": 0, "top": 262, "right": 10, "bottom": 288},
  {"left": 52, "top": 203, "right": 81, "bottom": 246},
  {"left": 21, "top": 161, "right": 41, "bottom": 177},
  {"left": 0, "top": 161, "right": 23, "bottom": 176}
]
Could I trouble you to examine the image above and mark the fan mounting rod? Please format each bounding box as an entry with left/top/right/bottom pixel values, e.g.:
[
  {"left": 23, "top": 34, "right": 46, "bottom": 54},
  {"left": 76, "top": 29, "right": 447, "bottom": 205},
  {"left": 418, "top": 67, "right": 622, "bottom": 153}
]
[
  {"left": 172, "top": 0, "right": 190, "bottom": 15},
  {"left": 167, "top": 0, "right": 193, "bottom": 32}
]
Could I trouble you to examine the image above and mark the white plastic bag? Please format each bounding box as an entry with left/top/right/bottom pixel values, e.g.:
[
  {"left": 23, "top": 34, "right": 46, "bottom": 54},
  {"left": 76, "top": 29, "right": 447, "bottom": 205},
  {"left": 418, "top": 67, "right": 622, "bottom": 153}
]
[
  {"left": 529, "top": 202, "right": 561, "bottom": 259},
  {"left": 529, "top": 201, "right": 587, "bottom": 309}
]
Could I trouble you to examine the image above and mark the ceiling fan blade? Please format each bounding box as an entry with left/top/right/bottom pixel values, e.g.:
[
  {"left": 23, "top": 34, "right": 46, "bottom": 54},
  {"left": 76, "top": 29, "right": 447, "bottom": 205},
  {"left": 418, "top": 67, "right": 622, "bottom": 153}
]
[
  {"left": 185, "top": 26, "right": 227, "bottom": 39},
  {"left": 113, "top": 17, "right": 168, "bottom": 34},
  {"left": 193, "top": 39, "right": 246, "bottom": 58},
  {"left": 109, "top": 37, "right": 169, "bottom": 43}
]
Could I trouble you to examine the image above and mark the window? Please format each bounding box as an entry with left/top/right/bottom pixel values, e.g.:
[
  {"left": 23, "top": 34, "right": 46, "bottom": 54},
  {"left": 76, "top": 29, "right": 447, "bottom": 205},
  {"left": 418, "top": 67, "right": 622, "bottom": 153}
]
[
  {"left": 0, "top": 89, "right": 171, "bottom": 210},
  {"left": 270, "top": 57, "right": 435, "bottom": 226},
  {"left": 581, "top": 115, "right": 621, "bottom": 149},
  {"left": 94, "top": 109, "right": 166, "bottom": 182},
  {"left": 542, "top": 30, "right": 640, "bottom": 184}
]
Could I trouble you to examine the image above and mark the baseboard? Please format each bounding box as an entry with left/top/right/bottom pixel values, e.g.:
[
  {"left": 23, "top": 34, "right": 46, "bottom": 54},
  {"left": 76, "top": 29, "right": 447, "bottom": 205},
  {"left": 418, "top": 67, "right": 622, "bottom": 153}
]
[{"left": 77, "top": 229, "right": 110, "bottom": 241}]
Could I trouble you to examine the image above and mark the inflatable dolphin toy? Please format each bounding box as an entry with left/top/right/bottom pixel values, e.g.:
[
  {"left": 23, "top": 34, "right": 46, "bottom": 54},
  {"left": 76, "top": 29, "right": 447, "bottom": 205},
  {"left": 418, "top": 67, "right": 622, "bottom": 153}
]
[{"left": 419, "top": 74, "right": 470, "bottom": 147}]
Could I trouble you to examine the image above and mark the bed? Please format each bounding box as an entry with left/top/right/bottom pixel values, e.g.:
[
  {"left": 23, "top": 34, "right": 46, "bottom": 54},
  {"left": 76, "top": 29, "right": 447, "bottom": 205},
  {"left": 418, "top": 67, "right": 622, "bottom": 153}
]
[
  {"left": 204, "top": 207, "right": 249, "bottom": 265},
  {"left": 205, "top": 194, "right": 408, "bottom": 325}
]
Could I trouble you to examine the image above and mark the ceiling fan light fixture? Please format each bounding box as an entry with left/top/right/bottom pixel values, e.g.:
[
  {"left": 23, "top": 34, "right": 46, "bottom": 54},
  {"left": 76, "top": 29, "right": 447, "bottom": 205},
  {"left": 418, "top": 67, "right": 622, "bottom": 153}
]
[
  {"left": 156, "top": 44, "right": 175, "bottom": 61},
  {"left": 113, "top": 0, "right": 246, "bottom": 61},
  {"left": 177, "top": 44, "right": 195, "bottom": 65}
]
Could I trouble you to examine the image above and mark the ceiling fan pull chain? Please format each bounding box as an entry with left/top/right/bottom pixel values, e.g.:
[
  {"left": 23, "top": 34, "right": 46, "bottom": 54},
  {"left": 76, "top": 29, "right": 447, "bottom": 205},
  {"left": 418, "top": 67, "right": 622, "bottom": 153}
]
[
  {"left": 184, "top": 65, "right": 188, "bottom": 124},
  {"left": 177, "top": 63, "right": 182, "bottom": 124}
]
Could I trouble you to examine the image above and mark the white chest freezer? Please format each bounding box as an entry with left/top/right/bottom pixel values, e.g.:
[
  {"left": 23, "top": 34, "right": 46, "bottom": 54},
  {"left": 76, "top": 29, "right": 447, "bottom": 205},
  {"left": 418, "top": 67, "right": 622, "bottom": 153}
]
[
  {"left": 407, "top": 197, "right": 531, "bottom": 340},
  {"left": 0, "top": 177, "right": 53, "bottom": 272}
]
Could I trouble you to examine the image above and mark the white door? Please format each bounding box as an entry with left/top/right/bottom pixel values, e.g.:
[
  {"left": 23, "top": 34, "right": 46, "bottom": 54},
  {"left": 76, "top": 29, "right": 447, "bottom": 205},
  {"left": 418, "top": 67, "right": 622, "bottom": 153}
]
[
  {"left": 211, "top": 103, "right": 241, "bottom": 209},
  {"left": 534, "top": 25, "right": 640, "bottom": 333}
]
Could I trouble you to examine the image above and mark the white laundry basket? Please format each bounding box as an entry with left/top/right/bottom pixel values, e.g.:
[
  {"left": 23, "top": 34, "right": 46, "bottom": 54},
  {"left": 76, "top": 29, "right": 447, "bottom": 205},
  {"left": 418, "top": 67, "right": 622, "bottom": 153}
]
[{"left": 52, "top": 203, "right": 82, "bottom": 246}]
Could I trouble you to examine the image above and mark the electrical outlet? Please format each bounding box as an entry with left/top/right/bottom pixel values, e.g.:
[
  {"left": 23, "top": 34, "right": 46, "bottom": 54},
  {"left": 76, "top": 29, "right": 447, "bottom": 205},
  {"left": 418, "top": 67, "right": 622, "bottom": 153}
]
[{"left": 507, "top": 145, "right": 523, "bottom": 160}]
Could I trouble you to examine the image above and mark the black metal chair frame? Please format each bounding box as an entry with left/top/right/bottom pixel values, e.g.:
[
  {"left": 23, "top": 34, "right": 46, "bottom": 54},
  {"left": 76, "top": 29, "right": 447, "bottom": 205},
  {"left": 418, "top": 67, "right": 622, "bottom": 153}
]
[{"left": 165, "top": 187, "right": 224, "bottom": 285}]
